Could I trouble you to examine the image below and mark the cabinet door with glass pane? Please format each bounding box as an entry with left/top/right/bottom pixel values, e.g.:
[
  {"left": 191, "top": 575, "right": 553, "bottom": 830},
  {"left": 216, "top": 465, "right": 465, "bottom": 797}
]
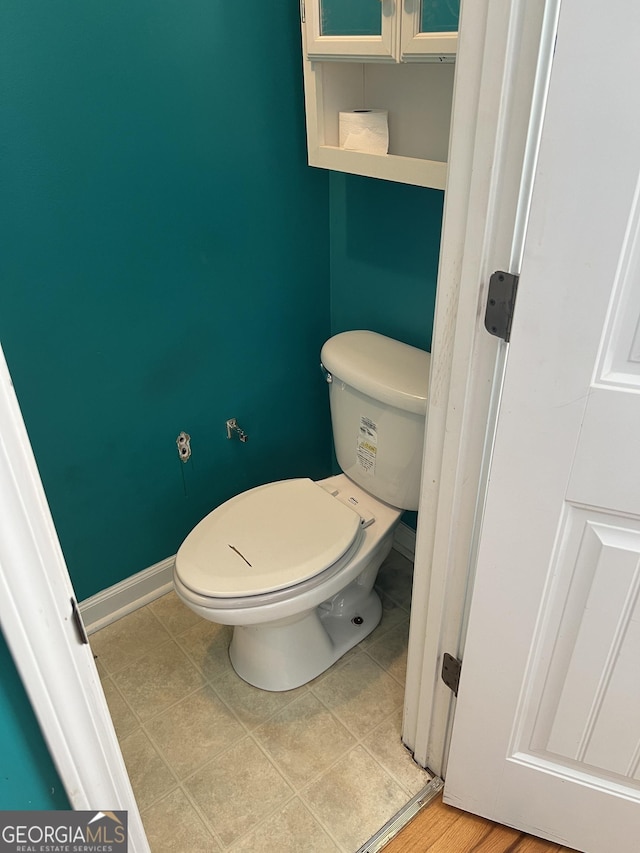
[
  {"left": 401, "top": 0, "right": 458, "bottom": 60},
  {"left": 304, "top": 0, "right": 459, "bottom": 62},
  {"left": 304, "top": 0, "right": 399, "bottom": 61}
]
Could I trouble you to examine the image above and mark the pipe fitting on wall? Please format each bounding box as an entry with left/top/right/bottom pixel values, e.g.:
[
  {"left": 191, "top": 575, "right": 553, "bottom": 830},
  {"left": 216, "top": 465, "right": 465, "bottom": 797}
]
[
  {"left": 226, "top": 418, "right": 248, "bottom": 443},
  {"left": 176, "top": 431, "right": 191, "bottom": 462}
]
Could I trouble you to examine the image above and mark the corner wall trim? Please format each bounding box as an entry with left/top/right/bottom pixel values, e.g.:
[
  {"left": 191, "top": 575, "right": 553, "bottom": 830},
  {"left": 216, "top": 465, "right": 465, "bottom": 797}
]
[
  {"left": 393, "top": 522, "right": 416, "bottom": 561},
  {"left": 80, "top": 556, "right": 175, "bottom": 635}
]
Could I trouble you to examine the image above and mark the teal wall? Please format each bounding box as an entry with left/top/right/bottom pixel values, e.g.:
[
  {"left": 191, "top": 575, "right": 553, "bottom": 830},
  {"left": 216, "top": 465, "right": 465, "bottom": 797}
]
[
  {"left": 0, "top": 0, "right": 331, "bottom": 603},
  {"left": 0, "top": 631, "right": 69, "bottom": 809},
  {"left": 0, "top": 1, "right": 443, "bottom": 812},
  {"left": 329, "top": 173, "right": 443, "bottom": 351}
]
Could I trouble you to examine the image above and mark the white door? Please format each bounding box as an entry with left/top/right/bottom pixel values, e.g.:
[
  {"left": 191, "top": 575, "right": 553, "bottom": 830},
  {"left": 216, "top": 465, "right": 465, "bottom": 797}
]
[{"left": 444, "top": 1, "right": 640, "bottom": 851}]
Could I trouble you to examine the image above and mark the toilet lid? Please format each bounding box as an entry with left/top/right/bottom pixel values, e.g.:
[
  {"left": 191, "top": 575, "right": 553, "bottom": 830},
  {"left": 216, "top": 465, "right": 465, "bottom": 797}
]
[{"left": 175, "top": 478, "right": 362, "bottom": 597}]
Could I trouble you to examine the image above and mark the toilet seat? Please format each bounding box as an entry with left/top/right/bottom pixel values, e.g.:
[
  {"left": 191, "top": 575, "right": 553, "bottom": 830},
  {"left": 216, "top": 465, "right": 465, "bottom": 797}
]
[{"left": 175, "top": 478, "right": 363, "bottom": 599}]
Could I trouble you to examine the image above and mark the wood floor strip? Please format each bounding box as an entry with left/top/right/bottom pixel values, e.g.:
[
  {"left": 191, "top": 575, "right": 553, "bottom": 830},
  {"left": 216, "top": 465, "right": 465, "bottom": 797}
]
[
  {"left": 382, "top": 795, "right": 576, "bottom": 853},
  {"left": 417, "top": 798, "right": 468, "bottom": 845},
  {"left": 473, "top": 825, "right": 523, "bottom": 852},
  {"left": 515, "top": 838, "right": 566, "bottom": 852},
  {"left": 427, "top": 812, "right": 493, "bottom": 853},
  {"left": 384, "top": 797, "right": 461, "bottom": 850}
]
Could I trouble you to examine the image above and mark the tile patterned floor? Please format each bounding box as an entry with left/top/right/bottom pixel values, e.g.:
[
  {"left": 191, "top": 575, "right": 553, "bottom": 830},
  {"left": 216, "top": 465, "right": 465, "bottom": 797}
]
[{"left": 91, "top": 549, "right": 430, "bottom": 852}]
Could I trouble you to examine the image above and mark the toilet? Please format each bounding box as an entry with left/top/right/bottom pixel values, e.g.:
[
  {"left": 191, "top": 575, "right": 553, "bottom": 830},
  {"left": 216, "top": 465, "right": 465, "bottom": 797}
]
[{"left": 173, "top": 330, "right": 430, "bottom": 691}]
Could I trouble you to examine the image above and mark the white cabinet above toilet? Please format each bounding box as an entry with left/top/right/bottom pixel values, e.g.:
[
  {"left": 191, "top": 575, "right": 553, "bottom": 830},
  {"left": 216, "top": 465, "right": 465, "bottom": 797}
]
[{"left": 300, "top": 0, "right": 459, "bottom": 188}]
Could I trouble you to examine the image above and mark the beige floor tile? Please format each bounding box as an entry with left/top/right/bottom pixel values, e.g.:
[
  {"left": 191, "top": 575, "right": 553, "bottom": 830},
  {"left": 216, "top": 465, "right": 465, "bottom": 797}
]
[
  {"left": 302, "top": 745, "right": 409, "bottom": 852},
  {"left": 310, "top": 652, "right": 404, "bottom": 739},
  {"left": 100, "top": 676, "right": 139, "bottom": 739},
  {"left": 184, "top": 737, "right": 294, "bottom": 847},
  {"left": 253, "top": 692, "right": 356, "bottom": 789},
  {"left": 142, "top": 787, "right": 220, "bottom": 852},
  {"left": 145, "top": 684, "right": 246, "bottom": 779},
  {"left": 113, "top": 639, "right": 204, "bottom": 721},
  {"left": 230, "top": 797, "right": 340, "bottom": 853},
  {"left": 90, "top": 607, "right": 170, "bottom": 674},
  {"left": 120, "top": 729, "right": 176, "bottom": 812},
  {"left": 306, "top": 644, "right": 360, "bottom": 689},
  {"left": 375, "top": 551, "right": 413, "bottom": 611},
  {"left": 365, "top": 619, "right": 410, "bottom": 685},
  {"left": 363, "top": 709, "right": 431, "bottom": 796},
  {"left": 361, "top": 592, "right": 410, "bottom": 649},
  {"left": 92, "top": 548, "right": 417, "bottom": 852},
  {"left": 212, "top": 667, "right": 306, "bottom": 730},
  {"left": 149, "top": 591, "right": 203, "bottom": 637},
  {"left": 175, "top": 618, "right": 234, "bottom": 682}
]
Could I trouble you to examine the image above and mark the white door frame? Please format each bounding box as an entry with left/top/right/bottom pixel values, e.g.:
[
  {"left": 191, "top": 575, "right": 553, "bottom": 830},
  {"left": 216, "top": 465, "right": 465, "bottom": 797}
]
[
  {"left": 403, "top": 0, "right": 560, "bottom": 776},
  {"left": 0, "top": 346, "right": 150, "bottom": 852}
]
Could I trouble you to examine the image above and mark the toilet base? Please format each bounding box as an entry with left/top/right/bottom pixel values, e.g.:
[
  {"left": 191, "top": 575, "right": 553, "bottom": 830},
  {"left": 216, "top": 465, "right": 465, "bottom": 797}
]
[{"left": 229, "top": 588, "right": 382, "bottom": 692}]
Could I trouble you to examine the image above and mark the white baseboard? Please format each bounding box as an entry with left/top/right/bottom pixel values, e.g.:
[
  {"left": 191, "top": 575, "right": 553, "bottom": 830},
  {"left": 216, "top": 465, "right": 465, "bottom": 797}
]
[
  {"left": 80, "top": 523, "right": 416, "bottom": 636},
  {"left": 80, "top": 556, "right": 175, "bottom": 635},
  {"left": 393, "top": 522, "right": 416, "bottom": 561}
]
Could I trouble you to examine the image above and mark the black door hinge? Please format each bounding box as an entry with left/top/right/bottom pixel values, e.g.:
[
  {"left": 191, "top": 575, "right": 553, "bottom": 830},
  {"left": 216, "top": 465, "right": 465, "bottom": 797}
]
[
  {"left": 485, "top": 270, "right": 519, "bottom": 343},
  {"left": 441, "top": 652, "right": 462, "bottom": 696}
]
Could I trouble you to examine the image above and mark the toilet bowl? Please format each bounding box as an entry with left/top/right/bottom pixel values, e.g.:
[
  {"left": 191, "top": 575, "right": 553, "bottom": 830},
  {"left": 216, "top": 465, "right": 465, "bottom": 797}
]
[
  {"left": 174, "top": 331, "right": 430, "bottom": 691},
  {"left": 174, "top": 474, "right": 401, "bottom": 690}
]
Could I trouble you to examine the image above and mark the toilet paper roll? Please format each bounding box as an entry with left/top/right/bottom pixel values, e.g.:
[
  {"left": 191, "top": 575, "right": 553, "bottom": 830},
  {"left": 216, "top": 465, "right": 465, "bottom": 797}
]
[{"left": 339, "top": 109, "right": 389, "bottom": 155}]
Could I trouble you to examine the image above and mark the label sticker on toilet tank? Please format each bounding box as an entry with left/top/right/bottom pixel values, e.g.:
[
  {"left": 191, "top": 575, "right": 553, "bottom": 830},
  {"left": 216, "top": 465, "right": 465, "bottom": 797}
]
[{"left": 357, "top": 416, "right": 378, "bottom": 474}]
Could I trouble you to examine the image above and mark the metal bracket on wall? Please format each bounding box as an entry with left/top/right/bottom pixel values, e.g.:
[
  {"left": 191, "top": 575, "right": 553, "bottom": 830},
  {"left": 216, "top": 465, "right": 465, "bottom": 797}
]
[
  {"left": 226, "top": 418, "right": 248, "bottom": 442},
  {"left": 176, "top": 431, "right": 191, "bottom": 462}
]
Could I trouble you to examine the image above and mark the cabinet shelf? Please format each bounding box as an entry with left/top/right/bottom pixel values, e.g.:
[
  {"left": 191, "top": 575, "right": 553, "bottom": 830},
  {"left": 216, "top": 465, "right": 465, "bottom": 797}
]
[
  {"left": 309, "top": 145, "right": 448, "bottom": 190},
  {"left": 302, "top": 59, "right": 455, "bottom": 189}
]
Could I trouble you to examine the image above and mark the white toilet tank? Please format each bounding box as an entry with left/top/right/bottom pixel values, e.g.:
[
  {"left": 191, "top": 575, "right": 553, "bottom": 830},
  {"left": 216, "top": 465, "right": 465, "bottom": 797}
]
[{"left": 321, "top": 331, "right": 430, "bottom": 511}]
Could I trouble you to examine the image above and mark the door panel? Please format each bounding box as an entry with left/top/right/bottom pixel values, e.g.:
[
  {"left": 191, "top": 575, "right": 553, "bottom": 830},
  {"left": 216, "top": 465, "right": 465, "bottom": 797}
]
[{"left": 525, "top": 509, "right": 640, "bottom": 777}]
